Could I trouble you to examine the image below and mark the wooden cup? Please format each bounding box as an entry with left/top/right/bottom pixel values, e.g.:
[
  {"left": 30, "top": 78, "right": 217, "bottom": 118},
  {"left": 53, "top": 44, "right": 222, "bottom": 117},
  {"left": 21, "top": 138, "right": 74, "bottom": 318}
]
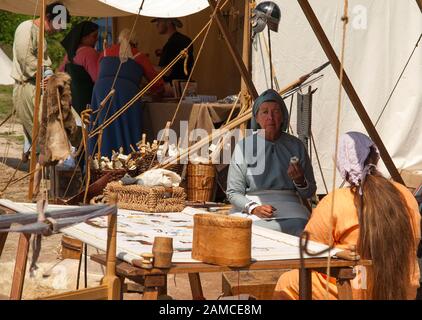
[{"left": 152, "top": 237, "right": 173, "bottom": 268}]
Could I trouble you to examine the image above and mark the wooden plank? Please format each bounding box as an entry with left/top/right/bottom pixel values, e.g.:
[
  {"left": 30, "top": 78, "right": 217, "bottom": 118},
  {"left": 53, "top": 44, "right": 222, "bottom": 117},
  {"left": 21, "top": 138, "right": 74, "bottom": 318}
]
[
  {"left": 188, "top": 273, "right": 205, "bottom": 300},
  {"left": 92, "top": 254, "right": 370, "bottom": 277},
  {"left": 10, "top": 233, "right": 31, "bottom": 300},
  {"left": 144, "top": 275, "right": 166, "bottom": 287},
  {"left": 41, "top": 285, "right": 108, "bottom": 300},
  {"left": 297, "top": 0, "right": 404, "bottom": 184},
  {"left": 208, "top": 0, "right": 258, "bottom": 99}
]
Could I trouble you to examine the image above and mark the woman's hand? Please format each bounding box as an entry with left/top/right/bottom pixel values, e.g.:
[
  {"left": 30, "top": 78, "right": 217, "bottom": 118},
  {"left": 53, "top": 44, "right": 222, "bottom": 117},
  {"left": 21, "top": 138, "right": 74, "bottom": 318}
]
[
  {"left": 251, "top": 205, "right": 276, "bottom": 219},
  {"left": 287, "top": 162, "right": 306, "bottom": 186}
]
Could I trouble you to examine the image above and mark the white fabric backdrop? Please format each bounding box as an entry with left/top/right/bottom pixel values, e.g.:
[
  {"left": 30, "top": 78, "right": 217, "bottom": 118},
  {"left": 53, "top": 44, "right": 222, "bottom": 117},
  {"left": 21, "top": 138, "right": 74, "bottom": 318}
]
[
  {"left": 0, "top": 48, "right": 13, "bottom": 85},
  {"left": 100, "top": 0, "right": 209, "bottom": 17},
  {"left": 252, "top": 0, "right": 422, "bottom": 192},
  {"left": 0, "top": 0, "right": 209, "bottom": 17}
]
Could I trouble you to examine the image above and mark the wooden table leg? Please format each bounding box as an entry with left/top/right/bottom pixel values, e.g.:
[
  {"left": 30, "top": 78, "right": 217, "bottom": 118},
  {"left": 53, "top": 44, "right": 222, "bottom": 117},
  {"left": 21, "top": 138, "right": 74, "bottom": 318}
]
[
  {"left": 10, "top": 233, "right": 31, "bottom": 300},
  {"left": 336, "top": 268, "right": 355, "bottom": 300},
  {"left": 118, "top": 276, "right": 125, "bottom": 300},
  {"left": 299, "top": 268, "right": 312, "bottom": 300},
  {"left": 188, "top": 273, "right": 206, "bottom": 300},
  {"left": 143, "top": 288, "right": 159, "bottom": 300},
  {"left": 157, "top": 274, "right": 167, "bottom": 296},
  {"left": 143, "top": 275, "right": 166, "bottom": 300}
]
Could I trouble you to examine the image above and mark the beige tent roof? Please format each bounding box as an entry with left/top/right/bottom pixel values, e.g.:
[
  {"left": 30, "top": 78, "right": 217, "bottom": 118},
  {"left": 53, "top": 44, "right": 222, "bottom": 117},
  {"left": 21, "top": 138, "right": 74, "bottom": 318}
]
[
  {"left": 0, "top": 0, "right": 129, "bottom": 17},
  {"left": 0, "top": 0, "right": 209, "bottom": 17}
]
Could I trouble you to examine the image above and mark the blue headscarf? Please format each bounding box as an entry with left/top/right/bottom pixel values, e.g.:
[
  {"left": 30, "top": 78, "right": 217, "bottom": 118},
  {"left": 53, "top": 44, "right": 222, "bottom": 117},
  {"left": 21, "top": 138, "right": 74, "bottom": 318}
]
[{"left": 251, "top": 89, "right": 289, "bottom": 132}]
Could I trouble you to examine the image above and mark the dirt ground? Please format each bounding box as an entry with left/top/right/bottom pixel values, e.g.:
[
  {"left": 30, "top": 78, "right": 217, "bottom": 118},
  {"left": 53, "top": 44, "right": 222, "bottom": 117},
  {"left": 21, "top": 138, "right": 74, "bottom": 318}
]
[{"left": 0, "top": 119, "right": 223, "bottom": 300}]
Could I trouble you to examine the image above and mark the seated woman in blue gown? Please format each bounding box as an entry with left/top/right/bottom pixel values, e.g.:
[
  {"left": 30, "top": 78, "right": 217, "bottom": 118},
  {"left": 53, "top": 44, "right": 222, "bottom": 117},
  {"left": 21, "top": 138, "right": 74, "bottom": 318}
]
[
  {"left": 88, "top": 29, "right": 164, "bottom": 159},
  {"left": 226, "top": 89, "right": 317, "bottom": 236}
]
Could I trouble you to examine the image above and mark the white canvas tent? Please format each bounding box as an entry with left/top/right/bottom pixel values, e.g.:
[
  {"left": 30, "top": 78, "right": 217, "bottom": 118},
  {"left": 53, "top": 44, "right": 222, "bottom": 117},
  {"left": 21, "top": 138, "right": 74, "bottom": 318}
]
[
  {"left": 0, "top": 0, "right": 209, "bottom": 17},
  {"left": 252, "top": 0, "right": 422, "bottom": 192},
  {"left": 0, "top": 48, "right": 14, "bottom": 85},
  {"left": 1, "top": 0, "right": 420, "bottom": 190}
]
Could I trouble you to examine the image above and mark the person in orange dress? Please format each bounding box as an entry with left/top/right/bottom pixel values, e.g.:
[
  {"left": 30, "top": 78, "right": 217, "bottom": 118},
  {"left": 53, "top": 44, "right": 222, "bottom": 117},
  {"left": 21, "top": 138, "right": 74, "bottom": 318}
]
[{"left": 273, "top": 131, "right": 421, "bottom": 300}]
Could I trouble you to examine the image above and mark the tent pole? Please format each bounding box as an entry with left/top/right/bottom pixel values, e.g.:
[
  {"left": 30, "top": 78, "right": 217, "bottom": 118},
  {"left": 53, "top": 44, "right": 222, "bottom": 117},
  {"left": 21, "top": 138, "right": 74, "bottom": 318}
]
[
  {"left": 297, "top": 0, "right": 404, "bottom": 184},
  {"left": 241, "top": 0, "right": 252, "bottom": 98},
  {"left": 208, "top": 0, "right": 258, "bottom": 99},
  {"left": 28, "top": 0, "right": 46, "bottom": 200},
  {"left": 239, "top": 0, "right": 252, "bottom": 137}
]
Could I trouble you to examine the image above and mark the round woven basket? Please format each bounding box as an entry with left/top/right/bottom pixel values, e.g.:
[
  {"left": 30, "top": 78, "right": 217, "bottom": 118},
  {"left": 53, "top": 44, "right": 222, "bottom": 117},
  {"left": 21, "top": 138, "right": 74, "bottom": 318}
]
[
  {"left": 192, "top": 214, "right": 252, "bottom": 267},
  {"left": 187, "top": 163, "right": 215, "bottom": 202}
]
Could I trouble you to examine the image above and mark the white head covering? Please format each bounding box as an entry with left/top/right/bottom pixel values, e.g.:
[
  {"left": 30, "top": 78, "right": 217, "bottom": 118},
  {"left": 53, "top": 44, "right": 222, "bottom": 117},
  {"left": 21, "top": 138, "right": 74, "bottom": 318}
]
[
  {"left": 336, "top": 132, "right": 380, "bottom": 190},
  {"left": 118, "top": 28, "right": 136, "bottom": 63}
]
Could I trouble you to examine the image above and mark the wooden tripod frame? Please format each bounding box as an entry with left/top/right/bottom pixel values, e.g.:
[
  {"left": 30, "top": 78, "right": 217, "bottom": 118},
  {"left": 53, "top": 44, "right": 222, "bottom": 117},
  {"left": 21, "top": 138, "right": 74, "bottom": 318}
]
[
  {"left": 0, "top": 204, "right": 120, "bottom": 300},
  {"left": 41, "top": 208, "right": 120, "bottom": 300}
]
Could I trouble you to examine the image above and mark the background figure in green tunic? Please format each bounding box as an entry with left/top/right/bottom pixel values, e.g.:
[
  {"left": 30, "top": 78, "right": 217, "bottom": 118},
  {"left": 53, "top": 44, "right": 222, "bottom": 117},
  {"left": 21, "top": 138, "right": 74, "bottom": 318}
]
[{"left": 11, "top": 1, "right": 70, "bottom": 160}]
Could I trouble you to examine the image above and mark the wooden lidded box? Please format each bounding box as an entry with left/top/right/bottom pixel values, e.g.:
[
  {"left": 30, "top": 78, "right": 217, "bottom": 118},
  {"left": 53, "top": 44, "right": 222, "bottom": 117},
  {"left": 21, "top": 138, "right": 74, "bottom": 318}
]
[
  {"left": 192, "top": 214, "right": 252, "bottom": 267},
  {"left": 105, "top": 181, "right": 186, "bottom": 213}
]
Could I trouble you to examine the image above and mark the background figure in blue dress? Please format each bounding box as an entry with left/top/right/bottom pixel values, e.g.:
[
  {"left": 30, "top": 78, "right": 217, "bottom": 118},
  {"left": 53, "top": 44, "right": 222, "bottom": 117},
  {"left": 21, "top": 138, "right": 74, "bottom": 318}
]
[{"left": 88, "top": 29, "right": 164, "bottom": 159}]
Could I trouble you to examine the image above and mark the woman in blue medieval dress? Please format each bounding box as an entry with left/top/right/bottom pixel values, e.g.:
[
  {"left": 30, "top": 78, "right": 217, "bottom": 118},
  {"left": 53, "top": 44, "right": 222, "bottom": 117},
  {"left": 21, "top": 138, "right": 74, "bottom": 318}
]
[{"left": 88, "top": 29, "right": 164, "bottom": 158}]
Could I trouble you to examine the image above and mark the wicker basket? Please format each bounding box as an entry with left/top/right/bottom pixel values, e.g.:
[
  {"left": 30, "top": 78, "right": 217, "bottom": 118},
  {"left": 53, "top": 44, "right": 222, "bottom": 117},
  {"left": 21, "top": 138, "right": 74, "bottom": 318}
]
[
  {"left": 187, "top": 163, "right": 215, "bottom": 202},
  {"left": 105, "top": 181, "right": 186, "bottom": 212},
  {"left": 91, "top": 168, "right": 127, "bottom": 183},
  {"left": 131, "top": 153, "right": 185, "bottom": 177}
]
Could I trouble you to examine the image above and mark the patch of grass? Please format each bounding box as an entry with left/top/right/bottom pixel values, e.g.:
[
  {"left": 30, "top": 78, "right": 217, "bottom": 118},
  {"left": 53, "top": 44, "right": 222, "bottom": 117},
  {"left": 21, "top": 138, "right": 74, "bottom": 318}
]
[
  {"left": 0, "top": 85, "right": 13, "bottom": 118},
  {"left": 0, "top": 43, "right": 13, "bottom": 60},
  {"left": 0, "top": 131, "right": 24, "bottom": 144}
]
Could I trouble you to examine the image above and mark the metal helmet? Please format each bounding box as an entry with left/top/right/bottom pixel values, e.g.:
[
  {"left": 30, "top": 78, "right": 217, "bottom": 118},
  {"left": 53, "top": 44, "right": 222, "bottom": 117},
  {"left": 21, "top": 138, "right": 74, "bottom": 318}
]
[{"left": 251, "top": 1, "right": 281, "bottom": 36}]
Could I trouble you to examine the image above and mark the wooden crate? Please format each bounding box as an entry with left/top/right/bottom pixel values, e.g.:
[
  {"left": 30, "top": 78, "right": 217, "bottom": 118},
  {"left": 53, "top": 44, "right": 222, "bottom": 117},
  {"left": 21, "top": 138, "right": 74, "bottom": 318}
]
[
  {"left": 222, "top": 270, "right": 289, "bottom": 300},
  {"left": 50, "top": 166, "right": 82, "bottom": 199},
  {"left": 61, "top": 235, "right": 83, "bottom": 260}
]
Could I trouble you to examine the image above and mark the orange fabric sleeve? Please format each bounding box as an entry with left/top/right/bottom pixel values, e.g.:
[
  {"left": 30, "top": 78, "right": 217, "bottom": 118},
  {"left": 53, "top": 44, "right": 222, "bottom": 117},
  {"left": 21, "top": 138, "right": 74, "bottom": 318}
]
[{"left": 135, "top": 53, "right": 164, "bottom": 93}]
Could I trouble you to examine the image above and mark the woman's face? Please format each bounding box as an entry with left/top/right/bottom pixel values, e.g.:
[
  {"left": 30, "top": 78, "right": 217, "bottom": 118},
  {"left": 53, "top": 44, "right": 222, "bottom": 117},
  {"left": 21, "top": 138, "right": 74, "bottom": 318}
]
[
  {"left": 81, "top": 30, "right": 98, "bottom": 47},
  {"left": 256, "top": 101, "right": 283, "bottom": 135}
]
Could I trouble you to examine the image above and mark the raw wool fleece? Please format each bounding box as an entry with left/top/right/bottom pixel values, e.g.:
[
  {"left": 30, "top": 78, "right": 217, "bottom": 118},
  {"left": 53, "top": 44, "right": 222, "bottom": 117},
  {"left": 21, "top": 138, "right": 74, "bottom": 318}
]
[{"left": 39, "top": 72, "right": 77, "bottom": 165}]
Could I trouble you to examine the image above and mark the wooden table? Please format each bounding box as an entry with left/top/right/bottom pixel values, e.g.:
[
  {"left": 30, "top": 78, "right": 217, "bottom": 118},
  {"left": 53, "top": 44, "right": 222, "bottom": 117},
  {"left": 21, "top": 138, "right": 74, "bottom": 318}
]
[
  {"left": 0, "top": 202, "right": 371, "bottom": 300},
  {"left": 91, "top": 254, "right": 371, "bottom": 300}
]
